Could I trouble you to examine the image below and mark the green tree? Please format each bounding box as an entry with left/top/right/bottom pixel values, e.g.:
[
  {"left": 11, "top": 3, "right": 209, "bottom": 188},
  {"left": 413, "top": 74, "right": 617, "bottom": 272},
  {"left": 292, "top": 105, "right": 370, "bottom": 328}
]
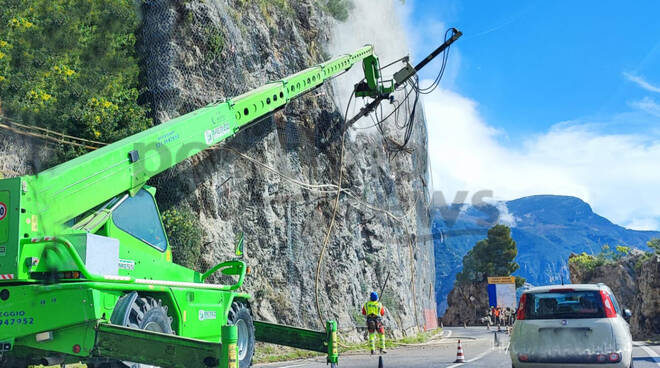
[
  {"left": 648, "top": 238, "right": 660, "bottom": 254},
  {"left": 456, "top": 224, "right": 523, "bottom": 286},
  {"left": 325, "top": 0, "right": 353, "bottom": 22},
  {"left": 0, "top": 0, "right": 151, "bottom": 162}
]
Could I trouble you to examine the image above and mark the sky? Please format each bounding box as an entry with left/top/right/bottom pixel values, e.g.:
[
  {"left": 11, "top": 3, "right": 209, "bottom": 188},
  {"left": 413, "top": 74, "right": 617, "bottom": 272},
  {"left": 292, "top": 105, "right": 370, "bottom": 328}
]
[
  {"left": 329, "top": 0, "right": 660, "bottom": 231},
  {"left": 408, "top": 0, "right": 660, "bottom": 231}
]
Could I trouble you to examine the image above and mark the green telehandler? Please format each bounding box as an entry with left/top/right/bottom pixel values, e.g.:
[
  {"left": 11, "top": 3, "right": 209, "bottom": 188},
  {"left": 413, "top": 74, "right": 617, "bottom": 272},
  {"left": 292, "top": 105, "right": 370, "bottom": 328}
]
[{"left": 0, "top": 26, "right": 461, "bottom": 368}]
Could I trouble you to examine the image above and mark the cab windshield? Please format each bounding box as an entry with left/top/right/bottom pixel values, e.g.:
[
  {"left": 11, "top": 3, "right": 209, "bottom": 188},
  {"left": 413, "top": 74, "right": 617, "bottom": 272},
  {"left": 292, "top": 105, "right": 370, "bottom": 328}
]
[{"left": 112, "top": 189, "right": 168, "bottom": 251}]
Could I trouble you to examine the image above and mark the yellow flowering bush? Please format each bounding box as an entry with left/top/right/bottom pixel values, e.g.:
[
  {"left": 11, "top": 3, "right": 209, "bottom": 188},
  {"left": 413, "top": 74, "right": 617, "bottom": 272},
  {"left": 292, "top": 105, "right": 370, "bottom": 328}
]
[{"left": 0, "top": 0, "right": 151, "bottom": 162}]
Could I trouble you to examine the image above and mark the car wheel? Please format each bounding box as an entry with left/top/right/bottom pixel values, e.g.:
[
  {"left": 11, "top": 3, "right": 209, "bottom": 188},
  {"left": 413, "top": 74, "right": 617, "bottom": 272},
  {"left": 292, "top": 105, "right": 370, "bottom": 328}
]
[{"left": 227, "top": 300, "right": 255, "bottom": 368}]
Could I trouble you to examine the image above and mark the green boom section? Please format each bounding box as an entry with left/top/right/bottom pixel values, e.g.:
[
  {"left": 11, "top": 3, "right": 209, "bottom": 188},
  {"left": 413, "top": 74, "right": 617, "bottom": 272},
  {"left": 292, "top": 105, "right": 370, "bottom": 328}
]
[
  {"left": 254, "top": 320, "right": 328, "bottom": 353},
  {"left": 21, "top": 45, "right": 374, "bottom": 233},
  {"left": 94, "top": 323, "right": 223, "bottom": 368}
]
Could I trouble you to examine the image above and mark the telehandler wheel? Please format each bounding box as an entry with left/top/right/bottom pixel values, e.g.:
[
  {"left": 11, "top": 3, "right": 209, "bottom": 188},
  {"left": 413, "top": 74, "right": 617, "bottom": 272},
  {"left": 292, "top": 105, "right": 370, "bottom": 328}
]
[
  {"left": 227, "top": 300, "right": 255, "bottom": 368},
  {"left": 105, "top": 292, "right": 174, "bottom": 368}
]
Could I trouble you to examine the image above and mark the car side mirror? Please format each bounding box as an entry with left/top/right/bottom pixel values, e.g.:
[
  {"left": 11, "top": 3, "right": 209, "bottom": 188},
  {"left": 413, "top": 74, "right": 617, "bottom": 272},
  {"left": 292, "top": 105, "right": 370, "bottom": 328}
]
[{"left": 623, "top": 308, "right": 632, "bottom": 321}]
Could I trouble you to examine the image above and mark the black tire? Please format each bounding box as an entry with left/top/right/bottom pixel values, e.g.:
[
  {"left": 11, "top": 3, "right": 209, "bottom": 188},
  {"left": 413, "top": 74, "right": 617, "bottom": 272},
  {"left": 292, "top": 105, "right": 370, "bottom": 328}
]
[
  {"left": 106, "top": 292, "right": 173, "bottom": 368},
  {"left": 125, "top": 296, "right": 174, "bottom": 334},
  {"left": 227, "top": 300, "right": 255, "bottom": 368}
]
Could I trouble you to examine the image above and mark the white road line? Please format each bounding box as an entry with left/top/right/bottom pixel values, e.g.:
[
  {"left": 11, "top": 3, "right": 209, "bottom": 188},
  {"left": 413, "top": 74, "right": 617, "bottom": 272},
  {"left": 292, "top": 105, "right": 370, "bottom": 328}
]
[
  {"left": 445, "top": 330, "right": 453, "bottom": 339},
  {"left": 256, "top": 361, "right": 311, "bottom": 368},
  {"left": 446, "top": 349, "right": 492, "bottom": 368},
  {"left": 636, "top": 343, "right": 660, "bottom": 367},
  {"left": 276, "top": 363, "right": 308, "bottom": 368}
]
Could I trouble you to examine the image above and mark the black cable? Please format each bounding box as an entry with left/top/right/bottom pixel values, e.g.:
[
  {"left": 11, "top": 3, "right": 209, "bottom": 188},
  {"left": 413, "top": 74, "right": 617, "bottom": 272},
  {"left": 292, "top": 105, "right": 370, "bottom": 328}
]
[
  {"left": 412, "top": 28, "right": 453, "bottom": 95},
  {"left": 346, "top": 27, "right": 456, "bottom": 153},
  {"left": 343, "top": 91, "right": 355, "bottom": 128}
]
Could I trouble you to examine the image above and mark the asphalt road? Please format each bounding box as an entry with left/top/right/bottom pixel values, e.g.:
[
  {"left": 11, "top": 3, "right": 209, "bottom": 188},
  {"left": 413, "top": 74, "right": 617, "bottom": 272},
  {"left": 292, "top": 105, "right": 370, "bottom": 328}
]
[{"left": 254, "top": 327, "right": 660, "bottom": 368}]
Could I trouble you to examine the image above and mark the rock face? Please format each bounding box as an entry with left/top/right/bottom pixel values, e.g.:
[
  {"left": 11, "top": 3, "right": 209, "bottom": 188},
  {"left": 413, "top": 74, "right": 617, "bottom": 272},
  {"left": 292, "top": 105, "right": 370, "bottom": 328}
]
[
  {"left": 0, "top": 130, "right": 51, "bottom": 178},
  {"left": 569, "top": 251, "right": 660, "bottom": 339},
  {"left": 441, "top": 281, "right": 489, "bottom": 326},
  {"left": 635, "top": 255, "right": 660, "bottom": 339},
  {"left": 136, "top": 0, "right": 435, "bottom": 339}
]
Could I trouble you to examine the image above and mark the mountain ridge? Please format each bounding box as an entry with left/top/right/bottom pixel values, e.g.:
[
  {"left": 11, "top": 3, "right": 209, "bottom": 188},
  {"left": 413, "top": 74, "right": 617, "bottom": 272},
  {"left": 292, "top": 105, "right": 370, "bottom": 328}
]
[{"left": 433, "top": 194, "right": 660, "bottom": 315}]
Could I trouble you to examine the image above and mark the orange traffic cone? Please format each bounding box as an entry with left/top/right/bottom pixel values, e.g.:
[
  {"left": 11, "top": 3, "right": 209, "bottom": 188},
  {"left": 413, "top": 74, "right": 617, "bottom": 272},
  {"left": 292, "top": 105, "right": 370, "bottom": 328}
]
[{"left": 454, "top": 339, "right": 465, "bottom": 363}]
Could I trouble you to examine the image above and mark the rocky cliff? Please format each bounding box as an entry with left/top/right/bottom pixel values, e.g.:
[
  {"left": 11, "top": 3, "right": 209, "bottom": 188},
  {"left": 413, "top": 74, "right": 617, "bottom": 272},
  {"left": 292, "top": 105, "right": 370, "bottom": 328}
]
[
  {"left": 140, "top": 0, "right": 436, "bottom": 340},
  {"left": 441, "top": 281, "right": 489, "bottom": 326},
  {"left": 569, "top": 251, "right": 660, "bottom": 339},
  {"left": 0, "top": 130, "right": 50, "bottom": 178},
  {"left": 0, "top": 0, "right": 435, "bottom": 341}
]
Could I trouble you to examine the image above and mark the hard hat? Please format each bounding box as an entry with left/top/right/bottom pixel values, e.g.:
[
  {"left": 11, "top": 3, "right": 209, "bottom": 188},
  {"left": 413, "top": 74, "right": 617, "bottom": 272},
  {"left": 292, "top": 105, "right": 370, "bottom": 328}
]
[{"left": 370, "top": 291, "right": 378, "bottom": 301}]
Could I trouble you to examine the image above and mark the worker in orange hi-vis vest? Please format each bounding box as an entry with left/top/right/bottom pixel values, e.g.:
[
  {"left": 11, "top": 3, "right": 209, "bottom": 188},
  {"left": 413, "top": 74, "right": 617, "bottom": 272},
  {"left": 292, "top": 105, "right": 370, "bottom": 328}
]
[{"left": 362, "top": 291, "right": 386, "bottom": 355}]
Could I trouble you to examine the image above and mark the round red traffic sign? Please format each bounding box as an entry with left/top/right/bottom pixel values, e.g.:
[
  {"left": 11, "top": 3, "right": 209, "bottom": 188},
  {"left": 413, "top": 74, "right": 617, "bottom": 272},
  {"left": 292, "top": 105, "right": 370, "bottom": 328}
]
[{"left": 0, "top": 202, "right": 6, "bottom": 221}]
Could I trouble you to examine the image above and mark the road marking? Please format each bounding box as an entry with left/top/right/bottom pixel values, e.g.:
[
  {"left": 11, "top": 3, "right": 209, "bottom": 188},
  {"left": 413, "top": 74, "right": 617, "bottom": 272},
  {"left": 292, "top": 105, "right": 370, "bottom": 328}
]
[
  {"left": 446, "top": 349, "right": 491, "bottom": 368},
  {"left": 276, "top": 363, "right": 308, "bottom": 368},
  {"left": 636, "top": 343, "right": 660, "bottom": 367},
  {"left": 445, "top": 330, "right": 453, "bottom": 339}
]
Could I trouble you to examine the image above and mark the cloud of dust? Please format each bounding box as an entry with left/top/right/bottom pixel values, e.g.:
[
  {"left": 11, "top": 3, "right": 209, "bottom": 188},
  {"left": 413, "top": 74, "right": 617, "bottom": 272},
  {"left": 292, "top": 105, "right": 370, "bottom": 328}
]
[{"left": 326, "top": 0, "right": 413, "bottom": 130}]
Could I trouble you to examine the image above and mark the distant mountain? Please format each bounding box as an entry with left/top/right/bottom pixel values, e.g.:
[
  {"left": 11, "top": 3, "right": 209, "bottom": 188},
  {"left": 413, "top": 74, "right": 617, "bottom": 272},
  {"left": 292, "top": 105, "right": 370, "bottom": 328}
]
[{"left": 433, "top": 195, "right": 660, "bottom": 315}]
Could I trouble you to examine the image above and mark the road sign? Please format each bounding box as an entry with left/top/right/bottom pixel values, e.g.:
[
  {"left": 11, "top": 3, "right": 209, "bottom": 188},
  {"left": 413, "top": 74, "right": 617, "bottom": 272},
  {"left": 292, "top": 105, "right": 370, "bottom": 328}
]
[
  {"left": 487, "top": 276, "right": 516, "bottom": 309},
  {"left": 487, "top": 276, "right": 515, "bottom": 284}
]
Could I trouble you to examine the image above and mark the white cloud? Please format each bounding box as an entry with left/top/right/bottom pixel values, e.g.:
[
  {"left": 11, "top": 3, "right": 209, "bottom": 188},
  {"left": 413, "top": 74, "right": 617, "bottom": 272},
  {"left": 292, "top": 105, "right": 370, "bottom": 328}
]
[
  {"left": 495, "top": 202, "right": 517, "bottom": 227},
  {"left": 631, "top": 97, "right": 660, "bottom": 118},
  {"left": 423, "top": 87, "right": 660, "bottom": 231},
  {"left": 623, "top": 218, "right": 660, "bottom": 232},
  {"left": 623, "top": 72, "right": 660, "bottom": 93},
  {"left": 327, "top": 1, "right": 660, "bottom": 231}
]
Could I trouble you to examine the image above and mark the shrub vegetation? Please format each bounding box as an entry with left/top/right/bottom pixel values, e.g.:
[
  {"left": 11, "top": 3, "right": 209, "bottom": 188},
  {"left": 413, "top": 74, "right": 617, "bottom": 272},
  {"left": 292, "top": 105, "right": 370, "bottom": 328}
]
[
  {"left": 569, "top": 244, "right": 634, "bottom": 273},
  {"left": 161, "top": 207, "right": 202, "bottom": 270},
  {"left": 0, "top": 0, "right": 151, "bottom": 162}
]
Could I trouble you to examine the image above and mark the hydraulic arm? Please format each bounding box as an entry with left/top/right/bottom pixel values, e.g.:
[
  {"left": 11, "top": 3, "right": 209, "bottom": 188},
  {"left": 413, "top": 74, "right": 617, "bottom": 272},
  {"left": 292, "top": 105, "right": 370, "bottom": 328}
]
[{"left": 17, "top": 46, "right": 375, "bottom": 235}]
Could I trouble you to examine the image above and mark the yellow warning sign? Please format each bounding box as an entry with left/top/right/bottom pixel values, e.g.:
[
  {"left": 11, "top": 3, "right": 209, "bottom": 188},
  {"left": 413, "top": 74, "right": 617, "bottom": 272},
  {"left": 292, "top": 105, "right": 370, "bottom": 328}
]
[{"left": 487, "top": 276, "right": 515, "bottom": 284}]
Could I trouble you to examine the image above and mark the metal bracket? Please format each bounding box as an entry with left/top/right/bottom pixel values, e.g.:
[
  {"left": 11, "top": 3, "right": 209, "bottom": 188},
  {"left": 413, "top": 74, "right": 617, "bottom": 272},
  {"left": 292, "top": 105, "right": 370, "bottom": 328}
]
[{"left": 394, "top": 62, "right": 416, "bottom": 86}]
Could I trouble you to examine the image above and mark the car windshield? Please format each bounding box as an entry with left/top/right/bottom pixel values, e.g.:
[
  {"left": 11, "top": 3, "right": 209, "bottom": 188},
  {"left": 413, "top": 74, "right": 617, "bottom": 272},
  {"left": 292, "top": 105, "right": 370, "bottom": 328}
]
[{"left": 525, "top": 290, "right": 605, "bottom": 319}]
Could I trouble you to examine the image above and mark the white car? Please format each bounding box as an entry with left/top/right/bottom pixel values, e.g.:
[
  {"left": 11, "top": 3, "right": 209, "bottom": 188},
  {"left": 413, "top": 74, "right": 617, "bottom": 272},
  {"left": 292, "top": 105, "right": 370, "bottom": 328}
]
[{"left": 510, "top": 283, "right": 633, "bottom": 368}]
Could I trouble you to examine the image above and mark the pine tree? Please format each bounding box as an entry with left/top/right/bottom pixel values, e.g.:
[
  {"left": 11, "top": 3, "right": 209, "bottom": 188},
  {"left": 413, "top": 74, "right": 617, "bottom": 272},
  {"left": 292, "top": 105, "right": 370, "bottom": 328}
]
[{"left": 456, "top": 224, "right": 524, "bottom": 286}]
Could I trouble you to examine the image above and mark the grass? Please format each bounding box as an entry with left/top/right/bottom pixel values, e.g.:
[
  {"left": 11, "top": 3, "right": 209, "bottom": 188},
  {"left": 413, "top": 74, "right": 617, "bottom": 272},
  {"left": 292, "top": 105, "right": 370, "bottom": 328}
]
[{"left": 254, "top": 343, "right": 323, "bottom": 364}]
